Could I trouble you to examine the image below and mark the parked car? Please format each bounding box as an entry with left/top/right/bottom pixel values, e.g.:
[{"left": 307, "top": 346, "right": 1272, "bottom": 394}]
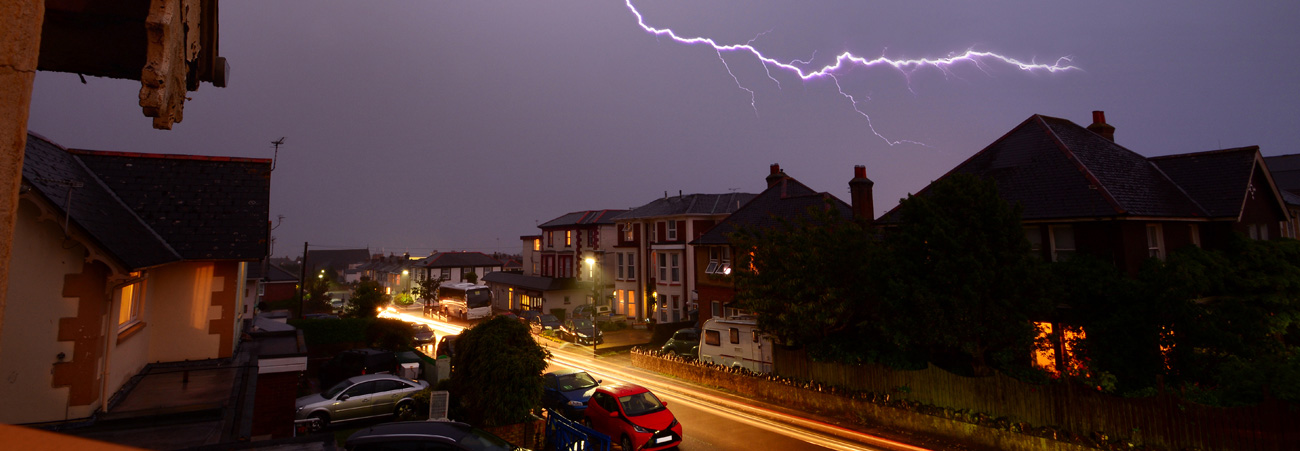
[
  {"left": 303, "top": 313, "right": 339, "bottom": 320},
  {"left": 529, "top": 314, "right": 562, "bottom": 334},
  {"left": 557, "top": 317, "right": 604, "bottom": 345},
  {"left": 296, "top": 373, "right": 429, "bottom": 431},
  {"left": 519, "top": 310, "right": 542, "bottom": 325},
  {"left": 571, "top": 304, "right": 596, "bottom": 319},
  {"left": 542, "top": 368, "right": 601, "bottom": 419},
  {"left": 319, "top": 348, "right": 399, "bottom": 390},
  {"left": 660, "top": 328, "right": 700, "bottom": 358},
  {"left": 436, "top": 334, "right": 459, "bottom": 360},
  {"left": 345, "top": 420, "right": 521, "bottom": 451},
  {"left": 411, "top": 322, "right": 435, "bottom": 345},
  {"left": 583, "top": 382, "right": 682, "bottom": 451},
  {"left": 496, "top": 311, "right": 520, "bottom": 323}
]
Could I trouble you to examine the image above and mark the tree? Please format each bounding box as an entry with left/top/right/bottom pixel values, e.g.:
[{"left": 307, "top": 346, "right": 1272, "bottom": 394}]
[
  {"left": 449, "top": 316, "right": 549, "bottom": 426},
  {"left": 731, "top": 204, "right": 907, "bottom": 365},
  {"left": 887, "top": 173, "right": 1049, "bottom": 376},
  {"left": 463, "top": 271, "right": 478, "bottom": 284},
  {"left": 344, "top": 276, "right": 389, "bottom": 318},
  {"left": 413, "top": 276, "right": 442, "bottom": 302}
]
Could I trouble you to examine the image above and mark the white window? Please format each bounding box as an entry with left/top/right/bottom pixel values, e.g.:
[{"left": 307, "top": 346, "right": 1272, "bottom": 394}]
[
  {"left": 116, "top": 279, "right": 145, "bottom": 331},
  {"left": 1049, "top": 225, "right": 1075, "bottom": 262},
  {"left": 1248, "top": 223, "right": 1269, "bottom": 240},
  {"left": 667, "top": 221, "right": 678, "bottom": 241},
  {"left": 658, "top": 253, "right": 667, "bottom": 281},
  {"left": 626, "top": 252, "right": 635, "bottom": 278},
  {"left": 705, "top": 247, "right": 720, "bottom": 274},
  {"left": 670, "top": 253, "right": 680, "bottom": 282},
  {"left": 617, "top": 253, "right": 625, "bottom": 280},
  {"left": 1146, "top": 224, "right": 1165, "bottom": 260},
  {"left": 1190, "top": 224, "right": 1201, "bottom": 247}
]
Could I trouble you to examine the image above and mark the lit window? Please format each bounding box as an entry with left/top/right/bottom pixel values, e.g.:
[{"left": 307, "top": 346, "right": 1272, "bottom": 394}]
[
  {"left": 116, "top": 280, "right": 145, "bottom": 331},
  {"left": 565, "top": 230, "right": 572, "bottom": 246},
  {"left": 533, "top": 239, "right": 540, "bottom": 251},
  {"left": 1146, "top": 224, "right": 1165, "bottom": 260},
  {"left": 547, "top": 231, "right": 554, "bottom": 248},
  {"left": 1049, "top": 225, "right": 1075, "bottom": 262}
]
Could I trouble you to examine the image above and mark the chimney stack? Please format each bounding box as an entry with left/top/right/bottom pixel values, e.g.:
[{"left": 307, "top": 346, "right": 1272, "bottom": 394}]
[
  {"left": 1087, "top": 110, "right": 1115, "bottom": 142},
  {"left": 766, "top": 163, "right": 786, "bottom": 187},
  {"left": 849, "top": 165, "right": 874, "bottom": 224}
]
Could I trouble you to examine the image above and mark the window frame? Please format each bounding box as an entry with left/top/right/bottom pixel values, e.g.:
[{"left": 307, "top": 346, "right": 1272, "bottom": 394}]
[
  {"left": 704, "top": 330, "right": 721, "bottom": 346},
  {"left": 116, "top": 278, "right": 145, "bottom": 333},
  {"left": 1049, "top": 225, "right": 1076, "bottom": 262},
  {"left": 1146, "top": 224, "right": 1165, "bottom": 260},
  {"left": 667, "top": 221, "right": 678, "bottom": 241}
]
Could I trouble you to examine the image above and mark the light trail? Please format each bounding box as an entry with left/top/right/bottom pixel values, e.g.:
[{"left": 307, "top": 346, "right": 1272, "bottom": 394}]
[
  {"left": 550, "top": 350, "right": 931, "bottom": 451},
  {"left": 624, "top": 0, "right": 1078, "bottom": 147}
]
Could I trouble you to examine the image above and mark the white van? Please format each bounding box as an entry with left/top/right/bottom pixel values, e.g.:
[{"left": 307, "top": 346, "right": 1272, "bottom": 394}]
[{"left": 698, "top": 316, "right": 773, "bottom": 374}]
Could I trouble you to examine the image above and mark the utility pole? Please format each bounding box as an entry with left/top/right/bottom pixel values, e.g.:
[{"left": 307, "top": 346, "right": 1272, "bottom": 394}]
[{"left": 299, "top": 241, "right": 308, "bottom": 318}]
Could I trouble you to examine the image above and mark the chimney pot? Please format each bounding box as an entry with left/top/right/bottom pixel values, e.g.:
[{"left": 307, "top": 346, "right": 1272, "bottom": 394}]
[
  {"left": 849, "top": 165, "right": 874, "bottom": 224},
  {"left": 1087, "top": 110, "right": 1116, "bottom": 142},
  {"left": 765, "top": 163, "right": 787, "bottom": 187},
  {"left": 770, "top": 163, "right": 780, "bottom": 175}
]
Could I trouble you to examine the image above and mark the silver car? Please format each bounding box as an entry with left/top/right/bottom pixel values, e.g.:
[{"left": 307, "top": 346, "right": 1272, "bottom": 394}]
[{"left": 296, "top": 373, "right": 429, "bottom": 431}]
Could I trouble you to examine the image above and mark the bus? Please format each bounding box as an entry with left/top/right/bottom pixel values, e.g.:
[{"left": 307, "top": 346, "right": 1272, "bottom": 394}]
[{"left": 436, "top": 282, "right": 492, "bottom": 320}]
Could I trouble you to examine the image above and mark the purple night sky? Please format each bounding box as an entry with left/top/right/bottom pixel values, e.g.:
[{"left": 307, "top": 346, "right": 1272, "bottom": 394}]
[{"left": 25, "top": 1, "right": 1300, "bottom": 258}]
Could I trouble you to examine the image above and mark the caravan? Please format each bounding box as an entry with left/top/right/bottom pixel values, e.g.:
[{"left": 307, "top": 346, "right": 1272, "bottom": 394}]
[{"left": 698, "top": 316, "right": 773, "bottom": 374}]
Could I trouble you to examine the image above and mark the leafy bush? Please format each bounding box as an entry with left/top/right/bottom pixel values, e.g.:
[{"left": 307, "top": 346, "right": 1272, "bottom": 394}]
[{"left": 449, "top": 316, "right": 549, "bottom": 427}]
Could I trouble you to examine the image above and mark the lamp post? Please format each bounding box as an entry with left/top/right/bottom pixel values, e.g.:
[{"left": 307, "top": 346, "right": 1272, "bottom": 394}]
[{"left": 584, "top": 255, "right": 599, "bottom": 357}]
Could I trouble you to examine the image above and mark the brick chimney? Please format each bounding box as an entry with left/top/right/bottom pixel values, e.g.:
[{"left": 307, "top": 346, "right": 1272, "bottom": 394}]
[
  {"left": 849, "top": 165, "right": 874, "bottom": 224},
  {"left": 765, "top": 163, "right": 786, "bottom": 187},
  {"left": 1086, "top": 110, "right": 1115, "bottom": 142}
]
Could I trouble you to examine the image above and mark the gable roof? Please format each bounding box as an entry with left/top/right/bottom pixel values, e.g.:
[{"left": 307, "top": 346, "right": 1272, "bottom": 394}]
[
  {"left": 880, "top": 114, "right": 1270, "bottom": 223},
  {"left": 538, "top": 210, "right": 627, "bottom": 229},
  {"left": 418, "top": 252, "right": 503, "bottom": 269},
  {"left": 1264, "top": 154, "right": 1300, "bottom": 206},
  {"left": 23, "top": 132, "right": 272, "bottom": 270},
  {"left": 481, "top": 271, "right": 570, "bottom": 291},
  {"left": 247, "top": 262, "right": 300, "bottom": 283},
  {"left": 72, "top": 148, "right": 271, "bottom": 260},
  {"left": 613, "top": 192, "right": 756, "bottom": 221},
  {"left": 694, "top": 177, "right": 851, "bottom": 245},
  {"left": 22, "top": 133, "right": 179, "bottom": 269}
]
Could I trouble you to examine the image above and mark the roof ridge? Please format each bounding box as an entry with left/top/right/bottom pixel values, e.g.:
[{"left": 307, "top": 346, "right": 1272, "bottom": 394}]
[
  {"left": 1038, "top": 115, "right": 1127, "bottom": 215},
  {"left": 69, "top": 148, "right": 273, "bottom": 164},
  {"left": 1148, "top": 145, "right": 1260, "bottom": 161}
]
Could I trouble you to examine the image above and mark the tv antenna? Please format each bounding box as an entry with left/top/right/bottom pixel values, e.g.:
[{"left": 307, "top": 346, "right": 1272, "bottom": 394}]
[{"left": 270, "top": 137, "right": 286, "bottom": 171}]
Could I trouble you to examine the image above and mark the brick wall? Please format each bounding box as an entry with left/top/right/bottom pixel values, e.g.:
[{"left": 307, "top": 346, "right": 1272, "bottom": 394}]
[
  {"left": 483, "top": 415, "right": 545, "bottom": 450},
  {"left": 252, "top": 371, "right": 302, "bottom": 438}
]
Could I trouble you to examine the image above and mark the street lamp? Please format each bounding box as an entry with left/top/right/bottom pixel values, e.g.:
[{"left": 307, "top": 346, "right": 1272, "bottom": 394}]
[{"left": 584, "top": 255, "right": 599, "bottom": 357}]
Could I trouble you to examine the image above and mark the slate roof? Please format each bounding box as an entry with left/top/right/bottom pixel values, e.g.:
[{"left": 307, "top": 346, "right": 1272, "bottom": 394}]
[
  {"left": 73, "top": 148, "right": 271, "bottom": 260},
  {"left": 482, "top": 271, "right": 569, "bottom": 291},
  {"left": 1264, "top": 154, "right": 1300, "bottom": 204},
  {"left": 694, "top": 177, "right": 851, "bottom": 245},
  {"left": 613, "top": 193, "right": 756, "bottom": 221},
  {"left": 538, "top": 210, "right": 627, "bottom": 229},
  {"left": 22, "top": 132, "right": 270, "bottom": 270},
  {"left": 418, "top": 252, "right": 503, "bottom": 269},
  {"left": 879, "top": 114, "right": 1261, "bottom": 223},
  {"left": 247, "top": 262, "right": 299, "bottom": 282},
  {"left": 1150, "top": 147, "right": 1260, "bottom": 218}
]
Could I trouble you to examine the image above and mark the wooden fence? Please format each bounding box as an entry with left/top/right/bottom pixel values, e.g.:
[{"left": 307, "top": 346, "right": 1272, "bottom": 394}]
[{"left": 773, "top": 347, "right": 1298, "bottom": 451}]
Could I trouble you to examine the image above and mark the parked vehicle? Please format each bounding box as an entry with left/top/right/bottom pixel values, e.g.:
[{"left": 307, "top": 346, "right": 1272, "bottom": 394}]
[
  {"left": 436, "top": 334, "right": 459, "bottom": 360},
  {"left": 411, "top": 322, "right": 435, "bottom": 345},
  {"left": 660, "top": 328, "right": 700, "bottom": 358},
  {"left": 529, "top": 314, "right": 561, "bottom": 334},
  {"left": 496, "top": 311, "right": 520, "bottom": 323},
  {"left": 542, "top": 368, "right": 601, "bottom": 419},
  {"left": 557, "top": 317, "right": 604, "bottom": 345},
  {"left": 698, "top": 316, "right": 773, "bottom": 374},
  {"left": 519, "top": 310, "right": 542, "bottom": 325},
  {"left": 439, "top": 282, "right": 492, "bottom": 320},
  {"left": 583, "top": 382, "right": 682, "bottom": 451},
  {"left": 345, "top": 420, "right": 521, "bottom": 450},
  {"left": 296, "top": 373, "right": 429, "bottom": 431},
  {"left": 319, "top": 348, "right": 399, "bottom": 390}
]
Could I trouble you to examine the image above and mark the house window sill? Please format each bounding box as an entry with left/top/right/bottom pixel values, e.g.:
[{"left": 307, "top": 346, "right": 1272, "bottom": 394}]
[{"left": 117, "top": 321, "right": 146, "bottom": 345}]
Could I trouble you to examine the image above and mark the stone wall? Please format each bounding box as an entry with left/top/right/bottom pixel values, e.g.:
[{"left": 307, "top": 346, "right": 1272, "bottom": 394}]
[{"left": 632, "top": 352, "right": 1100, "bottom": 451}]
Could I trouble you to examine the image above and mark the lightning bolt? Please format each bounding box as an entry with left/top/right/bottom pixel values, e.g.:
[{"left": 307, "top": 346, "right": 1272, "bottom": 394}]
[{"left": 625, "top": 0, "right": 1078, "bottom": 147}]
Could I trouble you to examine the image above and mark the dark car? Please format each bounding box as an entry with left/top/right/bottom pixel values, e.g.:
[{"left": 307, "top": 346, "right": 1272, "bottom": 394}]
[
  {"left": 571, "top": 304, "right": 596, "bottom": 319},
  {"left": 660, "top": 328, "right": 700, "bottom": 358},
  {"left": 436, "top": 334, "right": 459, "bottom": 360},
  {"left": 529, "top": 314, "right": 562, "bottom": 334},
  {"left": 542, "top": 368, "right": 601, "bottom": 419},
  {"left": 497, "top": 311, "right": 520, "bottom": 323},
  {"left": 584, "top": 382, "right": 682, "bottom": 451},
  {"left": 519, "top": 310, "right": 542, "bottom": 325},
  {"left": 557, "top": 317, "right": 604, "bottom": 345},
  {"left": 345, "top": 420, "right": 520, "bottom": 450},
  {"left": 296, "top": 373, "right": 429, "bottom": 431},
  {"left": 411, "top": 322, "right": 435, "bottom": 345},
  {"left": 319, "top": 348, "right": 398, "bottom": 390}
]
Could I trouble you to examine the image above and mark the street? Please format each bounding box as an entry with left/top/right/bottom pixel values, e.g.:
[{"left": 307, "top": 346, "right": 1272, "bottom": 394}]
[{"left": 381, "top": 308, "right": 920, "bottom": 451}]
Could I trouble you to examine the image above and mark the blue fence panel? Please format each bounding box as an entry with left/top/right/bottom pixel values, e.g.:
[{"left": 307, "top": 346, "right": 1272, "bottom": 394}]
[{"left": 544, "top": 409, "right": 611, "bottom": 451}]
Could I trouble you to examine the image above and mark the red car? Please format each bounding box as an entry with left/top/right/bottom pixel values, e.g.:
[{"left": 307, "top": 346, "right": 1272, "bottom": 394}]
[{"left": 583, "top": 382, "right": 682, "bottom": 451}]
